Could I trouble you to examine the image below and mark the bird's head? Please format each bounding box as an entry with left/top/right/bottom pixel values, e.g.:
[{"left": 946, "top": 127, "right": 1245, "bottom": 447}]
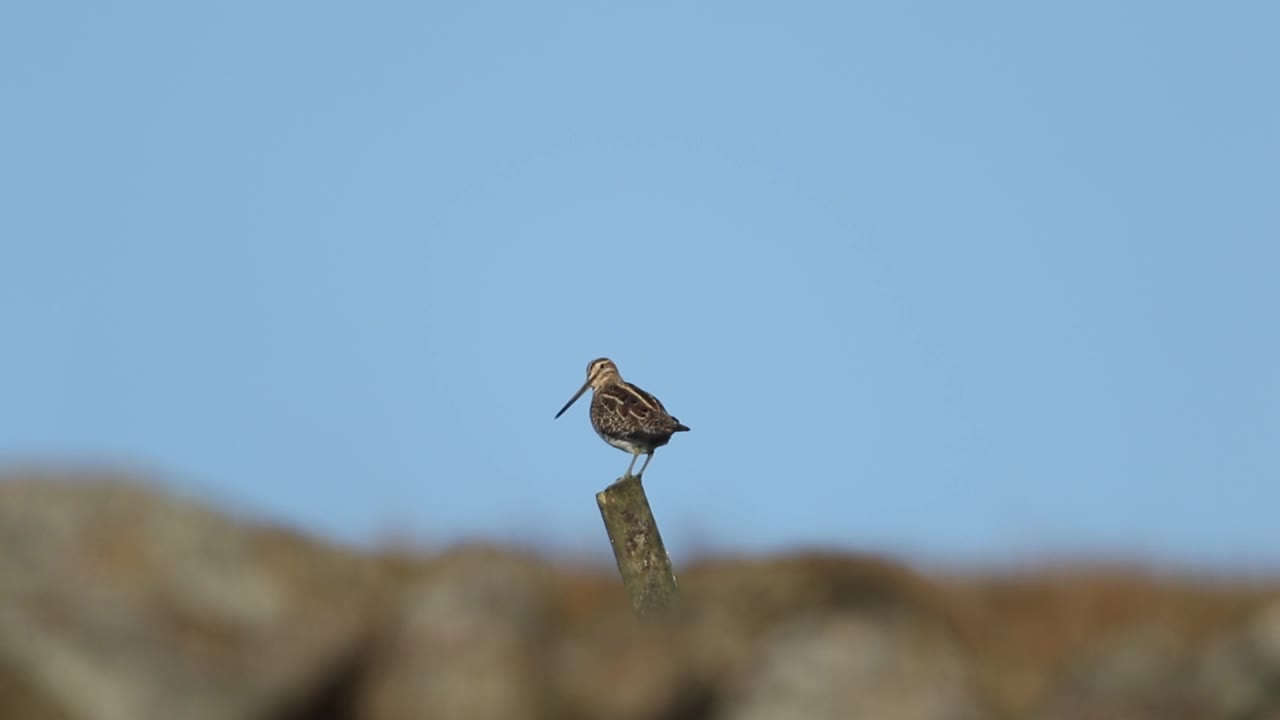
[{"left": 555, "top": 357, "right": 621, "bottom": 419}]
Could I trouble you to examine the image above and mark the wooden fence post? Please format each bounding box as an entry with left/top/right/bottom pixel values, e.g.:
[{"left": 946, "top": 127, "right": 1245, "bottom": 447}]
[{"left": 595, "top": 475, "right": 679, "bottom": 617}]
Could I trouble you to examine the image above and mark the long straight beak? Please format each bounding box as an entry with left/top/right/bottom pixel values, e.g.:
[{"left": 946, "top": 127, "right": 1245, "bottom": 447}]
[{"left": 554, "top": 380, "right": 592, "bottom": 419}]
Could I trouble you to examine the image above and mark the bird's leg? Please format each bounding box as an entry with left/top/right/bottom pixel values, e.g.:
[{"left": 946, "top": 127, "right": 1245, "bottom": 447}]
[
  {"left": 636, "top": 452, "right": 654, "bottom": 477},
  {"left": 624, "top": 452, "right": 640, "bottom": 478}
]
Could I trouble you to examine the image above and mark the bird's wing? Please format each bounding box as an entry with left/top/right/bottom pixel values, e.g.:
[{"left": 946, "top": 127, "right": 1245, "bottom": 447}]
[{"left": 598, "top": 382, "right": 682, "bottom": 434}]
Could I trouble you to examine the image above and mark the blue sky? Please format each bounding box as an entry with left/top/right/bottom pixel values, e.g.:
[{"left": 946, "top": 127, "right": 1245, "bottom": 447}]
[{"left": 2, "top": 3, "right": 1277, "bottom": 568}]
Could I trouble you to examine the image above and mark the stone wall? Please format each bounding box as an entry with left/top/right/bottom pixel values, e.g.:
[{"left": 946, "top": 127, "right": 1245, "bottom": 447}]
[{"left": 1, "top": 474, "right": 1276, "bottom": 719}]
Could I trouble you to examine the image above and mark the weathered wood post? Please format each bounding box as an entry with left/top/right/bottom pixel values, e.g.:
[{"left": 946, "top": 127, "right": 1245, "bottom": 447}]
[{"left": 596, "top": 475, "right": 679, "bottom": 617}]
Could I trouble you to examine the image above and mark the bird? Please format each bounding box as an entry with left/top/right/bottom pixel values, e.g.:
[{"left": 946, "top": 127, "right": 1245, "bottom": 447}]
[{"left": 554, "top": 358, "right": 690, "bottom": 479}]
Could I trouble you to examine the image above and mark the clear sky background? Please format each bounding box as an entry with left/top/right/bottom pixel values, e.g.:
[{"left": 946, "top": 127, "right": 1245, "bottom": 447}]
[{"left": 3, "top": 3, "right": 1277, "bottom": 569}]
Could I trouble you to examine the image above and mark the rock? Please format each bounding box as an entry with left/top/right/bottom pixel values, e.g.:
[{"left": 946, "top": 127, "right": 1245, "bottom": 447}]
[
  {"left": 675, "top": 553, "right": 951, "bottom": 679},
  {"left": 355, "top": 547, "right": 562, "bottom": 720},
  {"left": 1032, "top": 622, "right": 1201, "bottom": 720},
  {"left": 1031, "top": 592, "right": 1280, "bottom": 720},
  {"left": 716, "top": 609, "right": 991, "bottom": 720},
  {"left": 1193, "top": 599, "right": 1280, "bottom": 718},
  {"left": 550, "top": 610, "right": 709, "bottom": 720},
  {"left": 0, "top": 475, "right": 379, "bottom": 720}
]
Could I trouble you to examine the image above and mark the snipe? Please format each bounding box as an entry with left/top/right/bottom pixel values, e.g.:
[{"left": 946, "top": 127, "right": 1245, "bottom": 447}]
[{"left": 555, "top": 358, "right": 690, "bottom": 478}]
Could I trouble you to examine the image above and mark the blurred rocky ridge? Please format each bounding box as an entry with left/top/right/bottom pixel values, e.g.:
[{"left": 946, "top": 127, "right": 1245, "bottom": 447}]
[{"left": 1, "top": 472, "right": 1278, "bottom": 720}]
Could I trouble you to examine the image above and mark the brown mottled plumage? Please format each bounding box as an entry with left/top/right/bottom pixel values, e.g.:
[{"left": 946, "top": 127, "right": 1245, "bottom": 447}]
[{"left": 554, "top": 358, "right": 690, "bottom": 478}]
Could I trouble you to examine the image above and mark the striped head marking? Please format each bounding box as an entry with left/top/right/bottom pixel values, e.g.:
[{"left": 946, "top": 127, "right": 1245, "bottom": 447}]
[{"left": 585, "top": 357, "right": 621, "bottom": 389}]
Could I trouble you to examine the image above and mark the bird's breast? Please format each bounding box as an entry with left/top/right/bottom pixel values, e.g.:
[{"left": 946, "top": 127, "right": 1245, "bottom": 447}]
[{"left": 598, "top": 433, "right": 652, "bottom": 455}]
